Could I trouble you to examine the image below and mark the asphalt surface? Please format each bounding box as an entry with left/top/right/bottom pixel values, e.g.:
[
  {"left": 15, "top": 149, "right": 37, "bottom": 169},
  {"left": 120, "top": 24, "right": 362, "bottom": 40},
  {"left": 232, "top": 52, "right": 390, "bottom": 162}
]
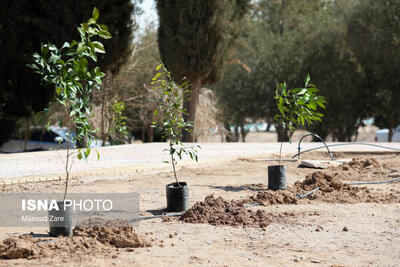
[{"left": 1, "top": 142, "right": 399, "bottom": 182}]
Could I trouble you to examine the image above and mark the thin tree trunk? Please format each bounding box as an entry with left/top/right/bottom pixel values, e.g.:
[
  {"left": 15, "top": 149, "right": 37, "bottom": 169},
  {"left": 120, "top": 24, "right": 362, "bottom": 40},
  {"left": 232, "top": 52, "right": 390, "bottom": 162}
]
[
  {"left": 234, "top": 125, "right": 239, "bottom": 142},
  {"left": 240, "top": 123, "right": 247, "bottom": 142},
  {"left": 141, "top": 125, "right": 146, "bottom": 142},
  {"left": 182, "top": 78, "right": 202, "bottom": 142},
  {"left": 388, "top": 114, "right": 394, "bottom": 142},
  {"left": 276, "top": 124, "right": 289, "bottom": 142},
  {"left": 101, "top": 78, "right": 107, "bottom": 146},
  {"left": 147, "top": 126, "right": 154, "bottom": 143}
]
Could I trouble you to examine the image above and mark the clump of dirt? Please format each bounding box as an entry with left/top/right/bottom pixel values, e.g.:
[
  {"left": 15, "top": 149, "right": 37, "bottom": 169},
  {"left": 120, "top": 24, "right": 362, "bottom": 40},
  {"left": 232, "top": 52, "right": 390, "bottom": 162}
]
[
  {"left": 240, "top": 170, "right": 399, "bottom": 205},
  {"left": 248, "top": 190, "right": 298, "bottom": 206},
  {"left": 295, "top": 171, "right": 344, "bottom": 192},
  {"left": 328, "top": 157, "right": 389, "bottom": 182},
  {"left": 0, "top": 222, "right": 150, "bottom": 260},
  {"left": 0, "top": 236, "right": 36, "bottom": 259},
  {"left": 0, "top": 234, "right": 110, "bottom": 260},
  {"left": 293, "top": 171, "right": 399, "bottom": 203},
  {"left": 73, "top": 225, "right": 151, "bottom": 248},
  {"left": 180, "top": 195, "right": 277, "bottom": 228},
  {"left": 340, "top": 158, "right": 381, "bottom": 171}
]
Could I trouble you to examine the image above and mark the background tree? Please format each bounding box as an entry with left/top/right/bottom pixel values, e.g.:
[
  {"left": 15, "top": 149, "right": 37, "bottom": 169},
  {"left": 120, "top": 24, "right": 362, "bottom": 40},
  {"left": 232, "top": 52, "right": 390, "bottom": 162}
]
[
  {"left": 214, "top": 0, "right": 373, "bottom": 142},
  {"left": 0, "top": 0, "right": 138, "bottom": 146},
  {"left": 102, "top": 23, "right": 161, "bottom": 143},
  {"left": 347, "top": 0, "right": 400, "bottom": 141},
  {"left": 156, "top": 0, "right": 250, "bottom": 142}
]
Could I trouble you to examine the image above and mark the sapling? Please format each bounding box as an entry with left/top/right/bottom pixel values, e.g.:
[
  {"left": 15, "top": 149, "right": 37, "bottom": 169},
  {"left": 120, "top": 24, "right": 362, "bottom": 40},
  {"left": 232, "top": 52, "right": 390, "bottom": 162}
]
[
  {"left": 28, "top": 8, "right": 111, "bottom": 199},
  {"left": 151, "top": 63, "right": 200, "bottom": 187},
  {"left": 274, "top": 74, "right": 326, "bottom": 165}
]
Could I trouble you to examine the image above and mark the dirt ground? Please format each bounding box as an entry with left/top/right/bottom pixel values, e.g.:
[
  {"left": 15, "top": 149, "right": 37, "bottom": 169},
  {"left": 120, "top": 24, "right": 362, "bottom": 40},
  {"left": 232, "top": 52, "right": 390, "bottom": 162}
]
[{"left": 0, "top": 151, "right": 399, "bottom": 266}]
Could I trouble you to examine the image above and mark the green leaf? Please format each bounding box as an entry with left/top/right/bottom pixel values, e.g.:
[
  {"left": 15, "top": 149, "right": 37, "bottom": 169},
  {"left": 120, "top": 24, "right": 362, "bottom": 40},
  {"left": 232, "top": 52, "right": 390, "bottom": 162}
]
[
  {"left": 98, "top": 24, "right": 108, "bottom": 31},
  {"left": 61, "top": 42, "right": 70, "bottom": 50},
  {"left": 88, "top": 18, "right": 96, "bottom": 25},
  {"left": 152, "top": 72, "right": 162, "bottom": 81},
  {"left": 98, "top": 30, "right": 112, "bottom": 39},
  {"left": 92, "top": 7, "right": 100, "bottom": 21},
  {"left": 298, "top": 88, "right": 307, "bottom": 95},
  {"left": 306, "top": 102, "right": 317, "bottom": 110},
  {"left": 85, "top": 148, "right": 91, "bottom": 158},
  {"left": 77, "top": 43, "right": 85, "bottom": 54},
  {"left": 92, "top": 41, "right": 105, "bottom": 53},
  {"left": 317, "top": 101, "right": 326, "bottom": 108},
  {"left": 305, "top": 73, "right": 311, "bottom": 85}
]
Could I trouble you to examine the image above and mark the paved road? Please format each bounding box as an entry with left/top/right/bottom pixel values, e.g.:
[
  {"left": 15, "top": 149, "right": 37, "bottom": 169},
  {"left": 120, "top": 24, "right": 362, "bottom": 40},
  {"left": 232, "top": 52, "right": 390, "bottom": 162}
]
[{"left": 1, "top": 142, "right": 399, "bottom": 182}]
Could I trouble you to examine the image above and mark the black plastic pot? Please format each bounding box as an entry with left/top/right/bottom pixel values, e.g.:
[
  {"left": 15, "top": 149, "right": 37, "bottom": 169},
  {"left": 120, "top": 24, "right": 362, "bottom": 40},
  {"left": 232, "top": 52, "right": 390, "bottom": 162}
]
[
  {"left": 166, "top": 182, "right": 189, "bottom": 212},
  {"left": 268, "top": 165, "right": 286, "bottom": 190},
  {"left": 48, "top": 201, "right": 72, "bottom": 236}
]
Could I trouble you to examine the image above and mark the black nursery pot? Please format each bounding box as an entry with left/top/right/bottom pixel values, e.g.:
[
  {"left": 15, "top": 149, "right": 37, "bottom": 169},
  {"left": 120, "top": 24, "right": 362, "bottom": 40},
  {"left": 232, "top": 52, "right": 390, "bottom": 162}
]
[
  {"left": 268, "top": 165, "right": 287, "bottom": 190},
  {"left": 166, "top": 182, "right": 189, "bottom": 212},
  {"left": 48, "top": 201, "right": 72, "bottom": 237}
]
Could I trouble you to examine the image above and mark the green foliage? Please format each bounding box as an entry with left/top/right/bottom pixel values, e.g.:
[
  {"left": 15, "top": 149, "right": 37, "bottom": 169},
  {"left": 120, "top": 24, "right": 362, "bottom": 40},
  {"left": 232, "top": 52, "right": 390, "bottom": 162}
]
[
  {"left": 28, "top": 7, "right": 111, "bottom": 160},
  {"left": 274, "top": 75, "right": 326, "bottom": 138},
  {"left": 109, "top": 101, "right": 129, "bottom": 145},
  {"left": 347, "top": 0, "right": 400, "bottom": 141},
  {"left": 151, "top": 63, "right": 200, "bottom": 184},
  {"left": 157, "top": 0, "right": 250, "bottom": 84},
  {"left": 156, "top": 0, "right": 250, "bottom": 141},
  {"left": 214, "top": 0, "right": 370, "bottom": 142},
  {"left": 0, "top": 0, "right": 137, "bottom": 146}
]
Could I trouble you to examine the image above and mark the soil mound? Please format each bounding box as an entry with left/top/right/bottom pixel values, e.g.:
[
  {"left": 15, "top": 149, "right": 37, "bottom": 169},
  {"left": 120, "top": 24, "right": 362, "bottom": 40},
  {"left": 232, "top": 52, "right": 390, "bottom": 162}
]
[
  {"left": 249, "top": 190, "right": 298, "bottom": 206},
  {"left": 73, "top": 225, "right": 150, "bottom": 248},
  {"left": 0, "top": 236, "right": 35, "bottom": 259},
  {"left": 0, "top": 222, "right": 150, "bottom": 260},
  {"left": 180, "top": 195, "right": 275, "bottom": 228},
  {"left": 242, "top": 170, "right": 399, "bottom": 205},
  {"left": 295, "top": 171, "right": 344, "bottom": 192},
  {"left": 340, "top": 157, "right": 381, "bottom": 171},
  {"left": 293, "top": 171, "right": 399, "bottom": 203},
  {"left": 0, "top": 234, "right": 110, "bottom": 260}
]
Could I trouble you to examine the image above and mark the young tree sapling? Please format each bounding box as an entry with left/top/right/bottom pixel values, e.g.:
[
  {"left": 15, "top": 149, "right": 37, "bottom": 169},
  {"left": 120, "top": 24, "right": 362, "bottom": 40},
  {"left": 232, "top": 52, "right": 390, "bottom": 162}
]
[
  {"left": 28, "top": 8, "right": 111, "bottom": 199},
  {"left": 274, "top": 74, "right": 326, "bottom": 165},
  {"left": 151, "top": 63, "right": 200, "bottom": 187}
]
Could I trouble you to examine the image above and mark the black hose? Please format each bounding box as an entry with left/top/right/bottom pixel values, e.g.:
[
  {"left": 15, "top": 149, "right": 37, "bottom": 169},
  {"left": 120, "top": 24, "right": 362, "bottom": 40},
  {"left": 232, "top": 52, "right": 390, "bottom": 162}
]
[
  {"left": 292, "top": 142, "right": 400, "bottom": 159},
  {"left": 297, "top": 133, "right": 334, "bottom": 160}
]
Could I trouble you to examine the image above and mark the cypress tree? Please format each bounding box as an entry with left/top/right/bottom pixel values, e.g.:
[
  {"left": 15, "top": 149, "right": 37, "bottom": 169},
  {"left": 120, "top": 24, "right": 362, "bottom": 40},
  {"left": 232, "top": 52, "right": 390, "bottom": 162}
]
[{"left": 156, "top": 0, "right": 250, "bottom": 142}]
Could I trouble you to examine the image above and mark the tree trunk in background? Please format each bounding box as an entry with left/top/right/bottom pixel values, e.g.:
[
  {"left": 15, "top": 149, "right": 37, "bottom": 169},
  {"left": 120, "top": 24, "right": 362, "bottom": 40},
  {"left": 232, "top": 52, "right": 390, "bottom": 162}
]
[
  {"left": 240, "top": 123, "right": 248, "bottom": 142},
  {"left": 266, "top": 118, "right": 273, "bottom": 132},
  {"left": 224, "top": 122, "right": 234, "bottom": 142},
  {"left": 234, "top": 125, "right": 239, "bottom": 142},
  {"left": 146, "top": 126, "right": 154, "bottom": 143},
  {"left": 276, "top": 124, "right": 289, "bottom": 142},
  {"left": 182, "top": 78, "right": 202, "bottom": 142},
  {"left": 388, "top": 111, "right": 394, "bottom": 142}
]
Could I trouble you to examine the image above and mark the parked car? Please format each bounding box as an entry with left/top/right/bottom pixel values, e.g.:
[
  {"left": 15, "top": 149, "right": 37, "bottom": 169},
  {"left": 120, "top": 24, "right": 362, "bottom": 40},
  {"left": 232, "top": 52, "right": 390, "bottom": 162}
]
[
  {"left": 375, "top": 125, "right": 400, "bottom": 142},
  {"left": 0, "top": 127, "right": 105, "bottom": 153}
]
